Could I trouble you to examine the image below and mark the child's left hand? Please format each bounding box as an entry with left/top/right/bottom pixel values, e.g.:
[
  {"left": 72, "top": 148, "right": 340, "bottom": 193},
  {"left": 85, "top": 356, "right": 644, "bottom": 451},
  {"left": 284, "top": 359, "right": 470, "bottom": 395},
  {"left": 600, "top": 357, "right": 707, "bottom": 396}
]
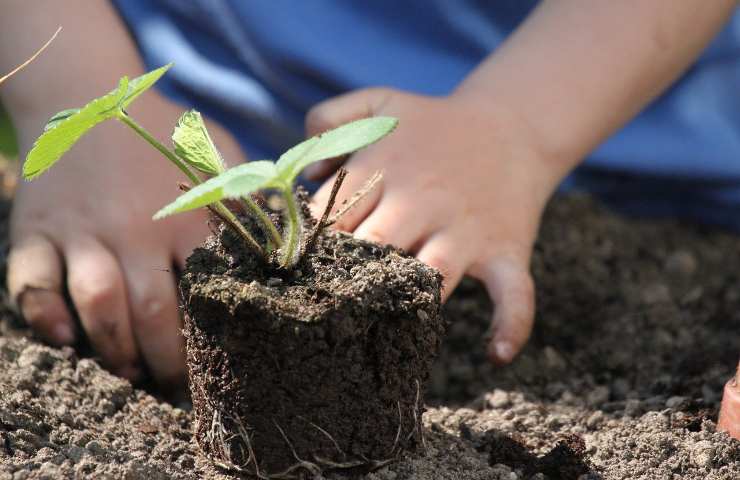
[{"left": 306, "top": 88, "right": 571, "bottom": 364}]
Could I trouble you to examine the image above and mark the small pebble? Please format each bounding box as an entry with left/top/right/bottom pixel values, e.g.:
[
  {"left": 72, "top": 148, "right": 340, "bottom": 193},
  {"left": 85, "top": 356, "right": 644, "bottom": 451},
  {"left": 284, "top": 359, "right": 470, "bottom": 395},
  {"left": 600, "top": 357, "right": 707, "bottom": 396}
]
[
  {"left": 690, "top": 440, "right": 715, "bottom": 467},
  {"left": 587, "top": 385, "right": 610, "bottom": 407},
  {"left": 665, "top": 396, "right": 687, "bottom": 409},
  {"left": 543, "top": 346, "right": 567, "bottom": 370},
  {"left": 680, "top": 286, "right": 703, "bottom": 304},
  {"left": 586, "top": 410, "right": 605, "bottom": 429},
  {"left": 487, "top": 389, "right": 510, "bottom": 409},
  {"left": 642, "top": 283, "right": 672, "bottom": 305},
  {"left": 624, "top": 399, "right": 643, "bottom": 417},
  {"left": 85, "top": 440, "right": 106, "bottom": 457},
  {"left": 665, "top": 250, "right": 697, "bottom": 277}
]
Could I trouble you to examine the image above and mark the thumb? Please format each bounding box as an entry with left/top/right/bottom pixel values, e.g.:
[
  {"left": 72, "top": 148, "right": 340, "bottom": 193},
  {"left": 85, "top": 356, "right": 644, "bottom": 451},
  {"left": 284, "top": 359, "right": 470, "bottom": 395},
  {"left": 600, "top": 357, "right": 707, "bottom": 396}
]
[
  {"left": 470, "top": 255, "right": 536, "bottom": 365},
  {"left": 303, "top": 88, "right": 395, "bottom": 180}
]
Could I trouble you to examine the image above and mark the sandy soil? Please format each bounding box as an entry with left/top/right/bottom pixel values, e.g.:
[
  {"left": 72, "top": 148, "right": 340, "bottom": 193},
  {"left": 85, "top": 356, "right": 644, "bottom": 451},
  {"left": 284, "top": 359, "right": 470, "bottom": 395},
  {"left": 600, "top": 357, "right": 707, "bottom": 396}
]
[{"left": 1, "top": 191, "right": 739, "bottom": 479}]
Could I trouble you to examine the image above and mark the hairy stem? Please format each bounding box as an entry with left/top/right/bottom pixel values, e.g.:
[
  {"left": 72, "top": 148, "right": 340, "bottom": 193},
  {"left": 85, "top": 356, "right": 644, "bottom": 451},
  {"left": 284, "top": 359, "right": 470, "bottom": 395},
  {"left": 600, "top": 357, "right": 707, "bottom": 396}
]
[
  {"left": 119, "top": 113, "right": 265, "bottom": 256},
  {"left": 210, "top": 203, "right": 265, "bottom": 255},
  {"left": 241, "top": 195, "right": 283, "bottom": 250},
  {"left": 280, "top": 187, "right": 302, "bottom": 268},
  {"left": 118, "top": 112, "right": 201, "bottom": 185}
]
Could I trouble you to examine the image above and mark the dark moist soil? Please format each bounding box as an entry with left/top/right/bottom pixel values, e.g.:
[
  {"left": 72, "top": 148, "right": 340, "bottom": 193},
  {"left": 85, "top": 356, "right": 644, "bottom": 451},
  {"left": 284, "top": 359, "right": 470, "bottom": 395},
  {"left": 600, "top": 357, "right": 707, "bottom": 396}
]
[
  {"left": 0, "top": 176, "right": 739, "bottom": 479},
  {"left": 181, "top": 219, "right": 444, "bottom": 476}
]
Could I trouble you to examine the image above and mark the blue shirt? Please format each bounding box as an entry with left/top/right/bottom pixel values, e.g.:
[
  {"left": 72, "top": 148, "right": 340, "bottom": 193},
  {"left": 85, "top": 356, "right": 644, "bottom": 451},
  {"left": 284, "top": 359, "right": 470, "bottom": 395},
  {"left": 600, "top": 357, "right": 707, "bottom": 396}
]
[{"left": 113, "top": 0, "right": 740, "bottom": 231}]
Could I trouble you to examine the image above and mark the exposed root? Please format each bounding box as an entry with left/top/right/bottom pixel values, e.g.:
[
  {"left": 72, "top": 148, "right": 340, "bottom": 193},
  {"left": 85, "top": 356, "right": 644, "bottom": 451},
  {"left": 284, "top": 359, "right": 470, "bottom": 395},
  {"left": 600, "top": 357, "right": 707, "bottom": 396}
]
[
  {"left": 312, "top": 455, "right": 368, "bottom": 469},
  {"left": 270, "top": 420, "right": 323, "bottom": 479},
  {"left": 414, "top": 378, "right": 427, "bottom": 452},
  {"left": 193, "top": 384, "right": 265, "bottom": 478},
  {"left": 327, "top": 170, "right": 383, "bottom": 226},
  {"left": 195, "top": 392, "right": 420, "bottom": 479},
  {"left": 229, "top": 412, "right": 262, "bottom": 477},
  {"left": 389, "top": 401, "right": 403, "bottom": 456},
  {"left": 298, "top": 415, "right": 346, "bottom": 460}
]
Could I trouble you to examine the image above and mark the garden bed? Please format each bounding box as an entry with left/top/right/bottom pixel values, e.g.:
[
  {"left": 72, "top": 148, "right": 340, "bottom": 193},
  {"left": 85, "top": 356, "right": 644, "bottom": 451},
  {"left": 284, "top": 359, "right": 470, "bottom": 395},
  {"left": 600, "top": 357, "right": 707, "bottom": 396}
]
[{"left": 1, "top": 189, "right": 739, "bottom": 479}]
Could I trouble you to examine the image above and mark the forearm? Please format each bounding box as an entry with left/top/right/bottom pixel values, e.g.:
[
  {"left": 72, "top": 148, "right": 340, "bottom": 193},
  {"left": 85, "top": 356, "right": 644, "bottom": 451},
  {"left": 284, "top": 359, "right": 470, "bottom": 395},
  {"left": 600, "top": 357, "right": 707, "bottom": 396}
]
[
  {"left": 0, "top": 1, "right": 149, "bottom": 139},
  {"left": 455, "top": 0, "right": 736, "bottom": 175}
]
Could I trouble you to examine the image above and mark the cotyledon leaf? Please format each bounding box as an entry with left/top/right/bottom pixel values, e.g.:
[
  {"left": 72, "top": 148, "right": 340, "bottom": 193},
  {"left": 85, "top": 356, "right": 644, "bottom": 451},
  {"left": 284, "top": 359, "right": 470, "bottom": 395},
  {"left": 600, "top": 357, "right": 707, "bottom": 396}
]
[
  {"left": 276, "top": 116, "right": 398, "bottom": 183},
  {"left": 172, "top": 110, "right": 225, "bottom": 176},
  {"left": 153, "top": 160, "right": 279, "bottom": 219},
  {"left": 23, "top": 76, "right": 129, "bottom": 180}
]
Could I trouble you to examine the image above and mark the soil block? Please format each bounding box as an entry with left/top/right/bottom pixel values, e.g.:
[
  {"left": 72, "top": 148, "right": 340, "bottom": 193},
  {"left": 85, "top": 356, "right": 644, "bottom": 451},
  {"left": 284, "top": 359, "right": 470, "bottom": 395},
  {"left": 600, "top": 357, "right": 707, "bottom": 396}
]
[{"left": 180, "top": 224, "right": 445, "bottom": 477}]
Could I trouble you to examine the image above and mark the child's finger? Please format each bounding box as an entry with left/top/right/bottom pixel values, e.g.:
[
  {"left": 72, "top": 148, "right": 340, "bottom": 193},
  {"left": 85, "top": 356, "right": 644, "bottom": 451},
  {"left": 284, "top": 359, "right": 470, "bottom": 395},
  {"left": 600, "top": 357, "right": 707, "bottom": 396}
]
[
  {"left": 65, "top": 238, "right": 141, "bottom": 380},
  {"left": 353, "top": 196, "right": 432, "bottom": 252},
  {"left": 121, "top": 255, "right": 185, "bottom": 389},
  {"left": 470, "top": 255, "right": 535, "bottom": 365},
  {"left": 303, "top": 88, "right": 396, "bottom": 182},
  {"left": 305, "top": 87, "right": 395, "bottom": 137},
  {"left": 415, "top": 231, "right": 469, "bottom": 302},
  {"left": 7, "top": 234, "right": 76, "bottom": 346}
]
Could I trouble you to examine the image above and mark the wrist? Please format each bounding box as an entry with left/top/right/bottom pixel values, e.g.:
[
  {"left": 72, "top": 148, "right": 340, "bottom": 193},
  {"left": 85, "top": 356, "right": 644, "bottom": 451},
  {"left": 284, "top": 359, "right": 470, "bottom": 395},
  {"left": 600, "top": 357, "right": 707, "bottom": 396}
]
[{"left": 446, "top": 89, "right": 579, "bottom": 195}]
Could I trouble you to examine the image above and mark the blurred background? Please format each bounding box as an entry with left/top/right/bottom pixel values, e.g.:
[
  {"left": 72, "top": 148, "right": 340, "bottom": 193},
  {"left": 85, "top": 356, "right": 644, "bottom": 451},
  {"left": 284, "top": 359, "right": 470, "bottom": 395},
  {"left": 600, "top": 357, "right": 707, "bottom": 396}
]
[{"left": 0, "top": 101, "right": 17, "bottom": 161}]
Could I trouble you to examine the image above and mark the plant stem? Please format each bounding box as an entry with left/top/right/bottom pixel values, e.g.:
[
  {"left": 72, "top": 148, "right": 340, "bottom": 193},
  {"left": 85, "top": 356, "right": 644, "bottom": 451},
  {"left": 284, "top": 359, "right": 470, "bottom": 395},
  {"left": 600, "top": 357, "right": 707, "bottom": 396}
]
[
  {"left": 118, "top": 112, "right": 265, "bottom": 257},
  {"left": 241, "top": 195, "right": 283, "bottom": 250},
  {"left": 210, "top": 203, "right": 265, "bottom": 254},
  {"left": 304, "top": 167, "right": 347, "bottom": 255},
  {"left": 117, "top": 113, "right": 201, "bottom": 185},
  {"left": 280, "top": 187, "right": 302, "bottom": 268}
]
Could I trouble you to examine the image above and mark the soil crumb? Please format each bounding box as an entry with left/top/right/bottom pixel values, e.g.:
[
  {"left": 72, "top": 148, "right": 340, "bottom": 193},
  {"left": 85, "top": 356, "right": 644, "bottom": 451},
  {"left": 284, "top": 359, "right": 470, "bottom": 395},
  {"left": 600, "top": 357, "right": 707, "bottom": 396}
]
[{"left": 1, "top": 192, "right": 740, "bottom": 479}]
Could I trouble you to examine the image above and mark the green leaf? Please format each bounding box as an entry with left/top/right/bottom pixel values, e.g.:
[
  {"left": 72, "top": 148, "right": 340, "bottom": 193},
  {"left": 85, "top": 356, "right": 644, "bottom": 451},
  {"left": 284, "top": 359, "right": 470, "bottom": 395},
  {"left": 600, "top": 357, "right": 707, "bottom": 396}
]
[
  {"left": 153, "top": 160, "right": 278, "bottom": 219},
  {"left": 23, "top": 77, "right": 129, "bottom": 180},
  {"left": 43, "top": 108, "right": 81, "bottom": 132},
  {"left": 172, "top": 110, "right": 225, "bottom": 176},
  {"left": 120, "top": 63, "right": 172, "bottom": 109},
  {"left": 276, "top": 116, "right": 398, "bottom": 182}
]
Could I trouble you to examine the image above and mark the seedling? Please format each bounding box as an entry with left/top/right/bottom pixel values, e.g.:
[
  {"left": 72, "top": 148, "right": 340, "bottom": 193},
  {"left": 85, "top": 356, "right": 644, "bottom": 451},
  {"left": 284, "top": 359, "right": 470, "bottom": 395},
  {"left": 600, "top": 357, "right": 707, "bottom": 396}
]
[{"left": 23, "top": 64, "right": 397, "bottom": 267}]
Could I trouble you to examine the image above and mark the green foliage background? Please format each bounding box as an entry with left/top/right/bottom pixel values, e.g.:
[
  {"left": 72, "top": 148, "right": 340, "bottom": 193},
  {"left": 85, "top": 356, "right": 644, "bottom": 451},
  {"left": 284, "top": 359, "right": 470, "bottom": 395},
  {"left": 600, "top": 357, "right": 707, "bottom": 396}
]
[{"left": 0, "top": 101, "right": 18, "bottom": 158}]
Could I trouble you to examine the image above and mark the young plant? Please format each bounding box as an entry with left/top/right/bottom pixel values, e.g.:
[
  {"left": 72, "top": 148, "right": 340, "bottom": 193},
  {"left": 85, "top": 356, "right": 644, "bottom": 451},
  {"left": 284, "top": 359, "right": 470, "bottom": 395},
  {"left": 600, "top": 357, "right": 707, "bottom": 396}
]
[{"left": 23, "top": 64, "right": 397, "bottom": 267}]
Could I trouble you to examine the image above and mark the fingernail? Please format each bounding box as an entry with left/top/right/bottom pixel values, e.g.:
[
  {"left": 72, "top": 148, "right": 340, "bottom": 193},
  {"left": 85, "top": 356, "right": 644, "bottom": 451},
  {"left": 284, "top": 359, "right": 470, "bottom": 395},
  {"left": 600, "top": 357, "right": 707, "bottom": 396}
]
[
  {"left": 495, "top": 341, "right": 514, "bottom": 363},
  {"left": 53, "top": 323, "right": 75, "bottom": 345}
]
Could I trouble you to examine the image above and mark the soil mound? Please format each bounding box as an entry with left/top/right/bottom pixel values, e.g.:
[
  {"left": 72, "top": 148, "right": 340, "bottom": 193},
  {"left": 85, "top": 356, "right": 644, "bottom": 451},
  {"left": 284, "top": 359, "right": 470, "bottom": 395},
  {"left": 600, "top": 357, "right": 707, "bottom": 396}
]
[{"left": 1, "top": 193, "right": 739, "bottom": 479}]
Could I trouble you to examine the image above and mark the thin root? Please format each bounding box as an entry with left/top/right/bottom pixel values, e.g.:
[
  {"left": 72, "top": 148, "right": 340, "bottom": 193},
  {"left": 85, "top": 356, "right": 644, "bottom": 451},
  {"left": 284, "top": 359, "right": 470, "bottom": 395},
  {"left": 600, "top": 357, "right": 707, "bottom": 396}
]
[
  {"left": 415, "top": 378, "right": 427, "bottom": 451},
  {"left": 389, "top": 401, "right": 403, "bottom": 456},
  {"left": 271, "top": 420, "right": 322, "bottom": 478},
  {"left": 298, "top": 415, "right": 347, "bottom": 459},
  {"left": 197, "top": 398, "right": 413, "bottom": 479},
  {"left": 195, "top": 389, "right": 265, "bottom": 478},
  {"left": 327, "top": 170, "right": 383, "bottom": 226}
]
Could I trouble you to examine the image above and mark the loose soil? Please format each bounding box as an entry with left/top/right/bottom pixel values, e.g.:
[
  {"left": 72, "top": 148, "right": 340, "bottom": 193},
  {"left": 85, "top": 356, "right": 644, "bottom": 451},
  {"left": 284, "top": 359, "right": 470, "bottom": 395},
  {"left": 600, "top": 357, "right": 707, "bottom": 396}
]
[
  {"left": 182, "top": 220, "right": 444, "bottom": 476},
  {"left": 0, "top": 179, "right": 739, "bottom": 478}
]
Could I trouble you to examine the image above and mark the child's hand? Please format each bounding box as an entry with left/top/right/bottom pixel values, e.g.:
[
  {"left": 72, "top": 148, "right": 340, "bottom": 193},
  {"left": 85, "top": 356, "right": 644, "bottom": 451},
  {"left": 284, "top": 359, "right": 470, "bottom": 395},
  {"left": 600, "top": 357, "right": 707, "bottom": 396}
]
[
  {"left": 306, "top": 89, "right": 571, "bottom": 363},
  {"left": 6, "top": 96, "right": 246, "bottom": 387}
]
